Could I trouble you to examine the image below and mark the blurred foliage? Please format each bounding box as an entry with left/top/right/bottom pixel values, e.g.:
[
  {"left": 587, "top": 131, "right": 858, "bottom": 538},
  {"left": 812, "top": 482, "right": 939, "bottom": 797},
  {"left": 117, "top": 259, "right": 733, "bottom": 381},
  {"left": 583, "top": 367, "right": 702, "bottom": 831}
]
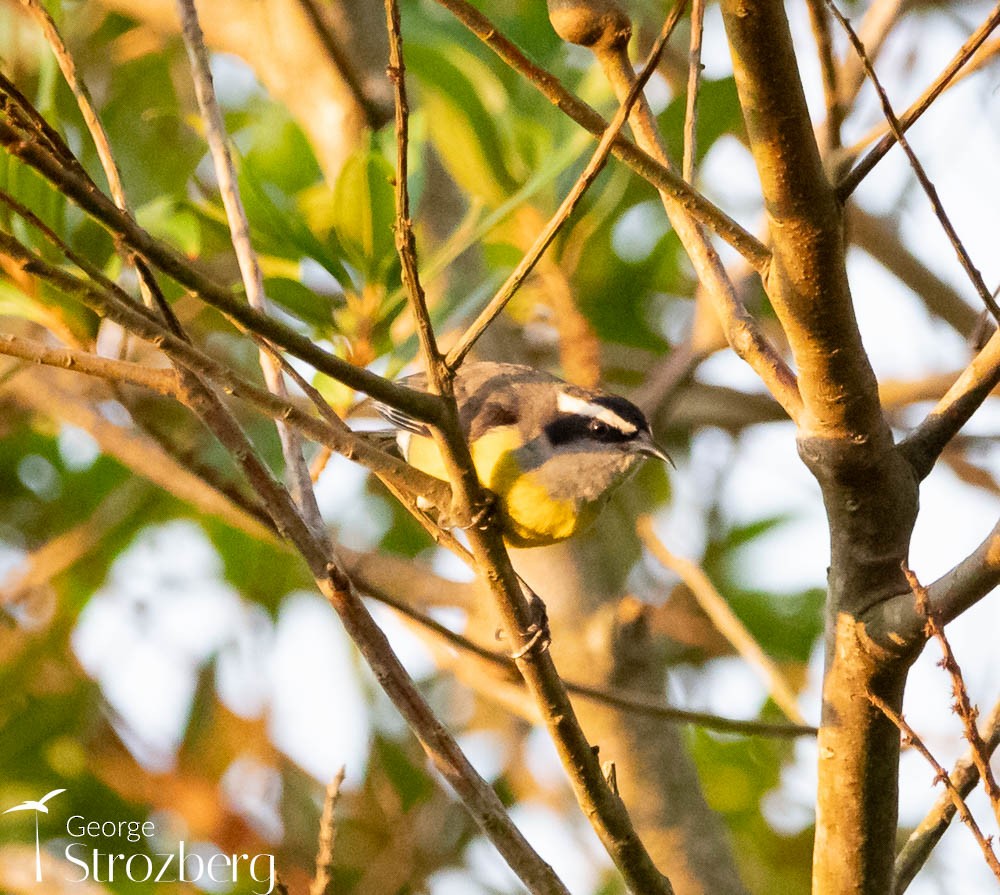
[{"left": 0, "top": 0, "right": 840, "bottom": 892}]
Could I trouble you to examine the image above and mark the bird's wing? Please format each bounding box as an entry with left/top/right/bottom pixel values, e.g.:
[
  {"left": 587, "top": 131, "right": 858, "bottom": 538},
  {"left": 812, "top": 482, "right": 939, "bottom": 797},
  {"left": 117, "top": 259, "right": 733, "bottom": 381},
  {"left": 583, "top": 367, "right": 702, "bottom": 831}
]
[
  {"left": 372, "top": 371, "right": 432, "bottom": 437},
  {"left": 38, "top": 789, "right": 66, "bottom": 805},
  {"left": 372, "top": 399, "right": 431, "bottom": 437},
  {"left": 3, "top": 804, "right": 32, "bottom": 813}
]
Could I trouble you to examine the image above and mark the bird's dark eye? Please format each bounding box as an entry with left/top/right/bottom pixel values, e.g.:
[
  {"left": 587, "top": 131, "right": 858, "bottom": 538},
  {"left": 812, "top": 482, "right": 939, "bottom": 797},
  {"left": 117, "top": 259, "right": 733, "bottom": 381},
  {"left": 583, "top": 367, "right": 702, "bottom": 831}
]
[{"left": 588, "top": 418, "right": 610, "bottom": 437}]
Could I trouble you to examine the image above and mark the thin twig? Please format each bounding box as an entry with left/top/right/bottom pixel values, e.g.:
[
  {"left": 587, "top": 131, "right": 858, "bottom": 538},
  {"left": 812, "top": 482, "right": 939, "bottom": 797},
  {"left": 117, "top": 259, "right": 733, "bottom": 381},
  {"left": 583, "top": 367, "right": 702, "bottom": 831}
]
[
  {"left": 430, "top": 0, "right": 771, "bottom": 273},
  {"left": 904, "top": 566, "right": 1000, "bottom": 823},
  {"left": 446, "top": 0, "right": 688, "bottom": 368},
  {"left": 176, "top": 0, "right": 322, "bottom": 533},
  {"left": 0, "top": 333, "right": 179, "bottom": 395},
  {"left": 826, "top": 0, "right": 1000, "bottom": 322},
  {"left": 172, "top": 337, "right": 570, "bottom": 895},
  {"left": 867, "top": 692, "right": 1000, "bottom": 884},
  {"left": 839, "top": 3, "right": 1000, "bottom": 198},
  {"left": 804, "top": 0, "right": 842, "bottom": 154},
  {"left": 900, "top": 326, "right": 1000, "bottom": 479},
  {"left": 310, "top": 766, "right": 346, "bottom": 895},
  {"left": 386, "top": 4, "right": 674, "bottom": 893},
  {"left": 583, "top": 4, "right": 802, "bottom": 421},
  {"left": 895, "top": 699, "right": 1000, "bottom": 893},
  {"left": 682, "top": 0, "right": 707, "bottom": 181},
  {"left": 380, "top": 588, "right": 817, "bottom": 737},
  {"left": 0, "top": 231, "right": 454, "bottom": 511},
  {"left": 836, "top": 0, "right": 907, "bottom": 109},
  {"left": 17, "top": 0, "right": 181, "bottom": 331},
  {"left": 0, "top": 113, "right": 442, "bottom": 423},
  {"left": 638, "top": 517, "right": 807, "bottom": 726}
]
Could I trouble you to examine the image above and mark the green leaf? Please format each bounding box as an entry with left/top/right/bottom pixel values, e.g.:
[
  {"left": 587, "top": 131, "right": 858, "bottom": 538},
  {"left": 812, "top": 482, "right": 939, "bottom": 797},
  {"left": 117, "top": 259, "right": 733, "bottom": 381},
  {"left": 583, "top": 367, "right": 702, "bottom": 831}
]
[
  {"left": 264, "top": 277, "right": 338, "bottom": 332},
  {"left": 404, "top": 42, "right": 519, "bottom": 204},
  {"left": 659, "top": 77, "right": 747, "bottom": 164},
  {"left": 237, "top": 155, "right": 354, "bottom": 287},
  {"left": 372, "top": 736, "right": 434, "bottom": 812},
  {"left": 136, "top": 196, "right": 201, "bottom": 256},
  {"left": 331, "top": 143, "right": 398, "bottom": 285}
]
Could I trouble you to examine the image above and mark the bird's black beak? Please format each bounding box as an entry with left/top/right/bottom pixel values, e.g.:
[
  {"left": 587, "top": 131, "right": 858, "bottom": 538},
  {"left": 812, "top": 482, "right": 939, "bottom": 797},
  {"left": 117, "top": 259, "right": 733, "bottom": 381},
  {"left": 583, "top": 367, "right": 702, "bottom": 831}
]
[{"left": 634, "top": 431, "right": 675, "bottom": 468}]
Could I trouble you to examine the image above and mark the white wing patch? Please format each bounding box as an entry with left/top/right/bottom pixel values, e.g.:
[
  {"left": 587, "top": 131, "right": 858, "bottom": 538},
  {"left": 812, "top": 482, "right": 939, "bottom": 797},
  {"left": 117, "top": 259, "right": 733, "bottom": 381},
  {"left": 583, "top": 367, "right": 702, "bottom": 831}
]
[{"left": 557, "top": 391, "right": 638, "bottom": 434}]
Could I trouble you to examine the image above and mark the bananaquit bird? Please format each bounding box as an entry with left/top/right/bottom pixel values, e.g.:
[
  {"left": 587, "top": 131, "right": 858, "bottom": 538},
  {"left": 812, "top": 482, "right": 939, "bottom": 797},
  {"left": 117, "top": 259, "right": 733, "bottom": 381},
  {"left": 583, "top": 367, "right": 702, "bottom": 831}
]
[{"left": 375, "top": 362, "right": 671, "bottom": 548}]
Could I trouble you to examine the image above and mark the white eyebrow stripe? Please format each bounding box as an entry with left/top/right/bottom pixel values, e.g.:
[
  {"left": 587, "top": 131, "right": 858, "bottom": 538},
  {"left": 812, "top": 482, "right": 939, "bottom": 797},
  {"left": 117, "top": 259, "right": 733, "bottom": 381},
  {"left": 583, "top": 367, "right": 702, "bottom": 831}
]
[{"left": 557, "top": 391, "right": 638, "bottom": 434}]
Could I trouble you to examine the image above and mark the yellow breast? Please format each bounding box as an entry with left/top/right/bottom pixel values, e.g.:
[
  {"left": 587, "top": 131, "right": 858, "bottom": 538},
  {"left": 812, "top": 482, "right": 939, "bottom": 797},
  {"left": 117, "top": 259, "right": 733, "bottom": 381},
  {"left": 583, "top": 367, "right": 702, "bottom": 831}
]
[{"left": 403, "top": 428, "right": 594, "bottom": 547}]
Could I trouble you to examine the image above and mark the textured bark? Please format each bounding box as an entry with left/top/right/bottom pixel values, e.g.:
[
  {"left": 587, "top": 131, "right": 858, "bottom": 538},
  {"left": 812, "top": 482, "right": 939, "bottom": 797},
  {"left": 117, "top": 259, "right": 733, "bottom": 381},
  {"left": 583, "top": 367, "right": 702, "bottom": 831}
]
[
  {"left": 511, "top": 533, "right": 749, "bottom": 895},
  {"left": 720, "top": 1, "right": 923, "bottom": 892}
]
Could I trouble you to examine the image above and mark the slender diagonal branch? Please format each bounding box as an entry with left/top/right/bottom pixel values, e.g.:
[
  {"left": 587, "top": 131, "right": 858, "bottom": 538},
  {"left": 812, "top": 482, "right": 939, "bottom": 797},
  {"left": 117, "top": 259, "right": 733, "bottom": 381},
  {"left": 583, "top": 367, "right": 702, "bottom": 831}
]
[
  {"left": 380, "top": 588, "right": 817, "bottom": 738},
  {"left": 905, "top": 567, "right": 1000, "bottom": 822},
  {"left": 176, "top": 0, "right": 321, "bottom": 531},
  {"left": 868, "top": 692, "right": 1000, "bottom": 884},
  {"left": 895, "top": 699, "right": 1000, "bottom": 893},
  {"left": 430, "top": 0, "right": 771, "bottom": 273},
  {"left": 386, "top": 4, "right": 674, "bottom": 892},
  {"left": 549, "top": 0, "right": 801, "bottom": 421},
  {"left": 638, "top": 517, "right": 807, "bottom": 726},
  {"left": 0, "top": 232, "right": 454, "bottom": 510},
  {"left": 900, "top": 327, "right": 1000, "bottom": 479},
  {"left": 309, "top": 766, "right": 346, "bottom": 895},
  {"left": 838, "top": 3, "right": 1000, "bottom": 198},
  {"left": 445, "top": 0, "right": 687, "bottom": 369},
  {"left": 172, "top": 355, "right": 571, "bottom": 895},
  {"left": 826, "top": 0, "right": 999, "bottom": 323},
  {"left": 0, "top": 114, "right": 441, "bottom": 422},
  {"left": 682, "top": 0, "right": 707, "bottom": 181},
  {"left": 805, "top": 0, "right": 842, "bottom": 155},
  {"left": 18, "top": 0, "right": 181, "bottom": 329}
]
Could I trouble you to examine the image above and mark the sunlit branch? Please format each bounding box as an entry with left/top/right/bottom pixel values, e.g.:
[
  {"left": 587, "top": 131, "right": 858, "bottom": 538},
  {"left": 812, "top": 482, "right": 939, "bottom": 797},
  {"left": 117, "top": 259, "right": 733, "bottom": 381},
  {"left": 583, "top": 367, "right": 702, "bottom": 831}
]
[
  {"left": 900, "top": 328, "right": 1000, "bottom": 479},
  {"left": 838, "top": 4, "right": 1000, "bottom": 198},
  {"left": 0, "top": 233, "right": 454, "bottom": 511},
  {"left": 177, "top": 0, "right": 321, "bottom": 531},
  {"left": 445, "top": 0, "right": 687, "bottom": 369},
  {"left": 904, "top": 568, "right": 1000, "bottom": 822},
  {"left": 431, "top": 0, "right": 772, "bottom": 273},
  {"left": 894, "top": 699, "right": 1000, "bottom": 893},
  {"left": 376, "top": 586, "right": 817, "bottom": 738},
  {"left": 826, "top": 0, "right": 999, "bottom": 323},
  {"left": 638, "top": 517, "right": 807, "bottom": 726},
  {"left": 868, "top": 692, "right": 1000, "bottom": 885},
  {"left": 0, "top": 115, "right": 441, "bottom": 422},
  {"left": 682, "top": 0, "right": 706, "bottom": 180}
]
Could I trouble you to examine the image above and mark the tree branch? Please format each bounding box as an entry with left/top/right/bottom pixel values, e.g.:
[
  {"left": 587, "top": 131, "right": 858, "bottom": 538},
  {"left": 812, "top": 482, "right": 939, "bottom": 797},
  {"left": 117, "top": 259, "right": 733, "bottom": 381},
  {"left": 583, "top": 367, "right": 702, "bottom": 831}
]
[
  {"left": 177, "top": 0, "right": 321, "bottom": 532},
  {"left": 717, "top": 3, "right": 923, "bottom": 894},
  {"left": 868, "top": 692, "right": 1000, "bottom": 885},
  {"left": 0, "top": 112, "right": 441, "bottom": 422},
  {"left": 894, "top": 699, "right": 1000, "bottom": 893},
  {"left": 900, "top": 327, "right": 1000, "bottom": 479},
  {"left": 838, "top": 3, "right": 1000, "bottom": 198},
  {"left": 826, "top": 0, "right": 999, "bottom": 323},
  {"left": 0, "top": 233, "right": 454, "bottom": 511},
  {"left": 638, "top": 517, "right": 807, "bottom": 726},
  {"left": 385, "top": 4, "right": 672, "bottom": 891},
  {"left": 445, "top": 3, "right": 685, "bottom": 369},
  {"left": 549, "top": 0, "right": 802, "bottom": 421},
  {"left": 172, "top": 327, "right": 571, "bottom": 895},
  {"left": 430, "top": 0, "right": 772, "bottom": 274}
]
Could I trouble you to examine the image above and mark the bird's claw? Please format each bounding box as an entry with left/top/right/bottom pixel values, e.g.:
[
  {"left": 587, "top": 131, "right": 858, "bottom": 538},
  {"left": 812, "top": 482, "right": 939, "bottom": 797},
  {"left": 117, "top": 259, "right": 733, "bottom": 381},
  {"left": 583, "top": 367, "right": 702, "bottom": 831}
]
[{"left": 509, "top": 591, "right": 550, "bottom": 660}]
